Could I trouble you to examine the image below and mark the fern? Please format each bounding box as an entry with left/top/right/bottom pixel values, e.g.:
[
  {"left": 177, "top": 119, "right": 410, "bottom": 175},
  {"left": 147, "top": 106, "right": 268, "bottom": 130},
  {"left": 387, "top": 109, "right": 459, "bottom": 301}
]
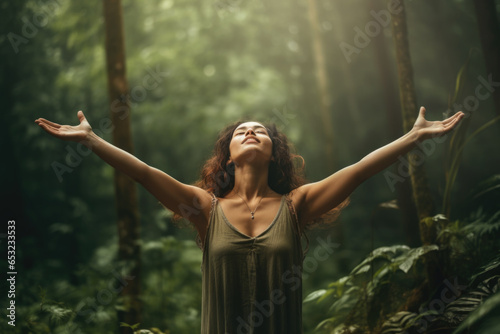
[
  {"left": 452, "top": 290, "right": 500, "bottom": 334},
  {"left": 425, "top": 254, "right": 500, "bottom": 333},
  {"left": 381, "top": 311, "right": 418, "bottom": 334},
  {"left": 462, "top": 210, "right": 500, "bottom": 238}
]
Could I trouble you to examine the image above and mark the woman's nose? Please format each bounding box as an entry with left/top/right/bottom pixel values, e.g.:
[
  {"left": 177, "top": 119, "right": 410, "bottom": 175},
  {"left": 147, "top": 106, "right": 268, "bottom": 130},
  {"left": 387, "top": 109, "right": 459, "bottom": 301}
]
[{"left": 245, "top": 128, "right": 256, "bottom": 136}]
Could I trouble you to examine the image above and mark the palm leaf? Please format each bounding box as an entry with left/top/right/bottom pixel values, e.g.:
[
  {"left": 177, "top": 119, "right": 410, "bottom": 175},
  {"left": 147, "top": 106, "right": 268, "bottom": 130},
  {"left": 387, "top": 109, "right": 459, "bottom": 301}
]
[{"left": 470, "top": 175, "right": 500, "bottom": 199}]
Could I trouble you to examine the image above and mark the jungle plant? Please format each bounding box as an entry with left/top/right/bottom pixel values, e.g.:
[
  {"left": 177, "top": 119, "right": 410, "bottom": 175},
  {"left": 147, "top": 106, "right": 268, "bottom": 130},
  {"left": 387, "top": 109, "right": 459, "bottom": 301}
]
[
  {"left": 442, "top": 49, "right": 500, "bottom": 219},
  {"left": 305, "top": 244, "right": 439, "bottom": 333},
  {"left": 380, "top": 252, "right": 500, "bottom": 334}
]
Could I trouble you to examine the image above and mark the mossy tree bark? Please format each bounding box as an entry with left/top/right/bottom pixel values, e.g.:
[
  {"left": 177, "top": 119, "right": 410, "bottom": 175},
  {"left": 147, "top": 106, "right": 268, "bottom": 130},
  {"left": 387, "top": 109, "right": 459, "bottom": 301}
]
[
  {"left": 390, "top": 2, "right": 444, "bottom": 311},
  {"left": 370, "top": 0, "right": 420, "bottom": 247},
  {"left": 390, "top": 0, "right": 436, "bottom": 245},
  {"left": 102, "top": 0, "right": 142, "bottom": 331}
]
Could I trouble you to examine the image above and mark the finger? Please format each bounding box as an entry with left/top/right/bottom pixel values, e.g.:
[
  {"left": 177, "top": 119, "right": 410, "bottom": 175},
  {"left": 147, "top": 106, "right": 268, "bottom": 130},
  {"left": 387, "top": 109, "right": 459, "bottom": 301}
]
[
  {"left": 449, "top": 112, "right": 464, "bottom": 125},
  {"left": 442, "top": 116, "right": 455, "bottom": 125},
  {"left": 77, "top": 110, "right": 86, "bottom": 123},
  {"left": 419, "top": 106, "right": 426, "bottom": 118},
  {"left": 443, "top": 115, "right": 462, "bottom": 131},
  {"left": 451, "top": 114, "right": 464, "bottom": 126},
  {"left": 37, "top": 122, "right": 60, "bottom": 137},
  {"left": 442, "top": 112, "right": 463, "bottom": 125},
  {"left": 36, "top": 118, "right": 62, "bottom": 129},
  {"left": 39, "top": 121, "right": 62, "bottom": 134}
]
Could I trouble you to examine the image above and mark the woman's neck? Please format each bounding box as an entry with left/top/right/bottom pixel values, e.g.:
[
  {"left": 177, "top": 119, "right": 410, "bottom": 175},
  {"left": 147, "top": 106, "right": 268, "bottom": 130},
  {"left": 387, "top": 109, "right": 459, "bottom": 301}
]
[{"left": 231, "top": 164, "right": 270, "bottom": 200}]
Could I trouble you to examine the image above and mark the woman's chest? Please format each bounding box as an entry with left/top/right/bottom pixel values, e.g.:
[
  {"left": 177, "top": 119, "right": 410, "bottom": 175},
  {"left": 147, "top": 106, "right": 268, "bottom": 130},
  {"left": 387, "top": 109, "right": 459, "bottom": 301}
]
[{"left": 218, "top": 196, "right": 283, "bottom": 238}]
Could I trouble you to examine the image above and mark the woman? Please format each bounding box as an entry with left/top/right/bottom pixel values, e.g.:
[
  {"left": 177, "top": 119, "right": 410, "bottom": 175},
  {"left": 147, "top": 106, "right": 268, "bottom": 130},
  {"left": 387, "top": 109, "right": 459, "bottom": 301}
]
[{"left": 35, "top": 107, "right": 463, "bottom": 333}]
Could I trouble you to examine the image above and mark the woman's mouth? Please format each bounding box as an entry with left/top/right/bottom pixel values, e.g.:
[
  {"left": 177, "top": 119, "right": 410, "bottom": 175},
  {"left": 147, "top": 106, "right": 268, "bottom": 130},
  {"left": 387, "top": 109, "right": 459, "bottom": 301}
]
[{"left": 243, "top": 137, "right": 259, "bottom": 144}]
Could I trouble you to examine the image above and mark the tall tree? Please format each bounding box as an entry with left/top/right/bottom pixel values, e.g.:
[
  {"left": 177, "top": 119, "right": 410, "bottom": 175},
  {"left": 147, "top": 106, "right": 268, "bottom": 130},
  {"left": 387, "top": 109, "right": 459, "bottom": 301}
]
[
  {"left": 331, "top": 1, "right": 362, "bottom": 135},
  {"left": 473, "top": 0, "right": 500, "bottom": 116},
  {"left": 390, "top": 0, "right": 435, "bottom": 238},
  {"left": 307, "top": 0, "right": 335, "bottom": 170},
  {"left": 370, "top": 0, "right": 420, "bottom": 247},
  {"left": 102, "top": 0, "right": 142, "bottom": 330},
  {"left": 390, "top": 2, "right": 446, "bottom": 309}
]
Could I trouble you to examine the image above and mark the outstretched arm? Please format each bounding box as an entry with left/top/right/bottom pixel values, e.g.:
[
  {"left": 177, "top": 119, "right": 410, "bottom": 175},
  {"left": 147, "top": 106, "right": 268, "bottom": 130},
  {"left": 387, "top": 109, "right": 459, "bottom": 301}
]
[
  {"left": 35, "top": 111, "right": 212, "bottom": 229},
  {"left": 291, "top": 107, "right": 464, "bottom": 225}
]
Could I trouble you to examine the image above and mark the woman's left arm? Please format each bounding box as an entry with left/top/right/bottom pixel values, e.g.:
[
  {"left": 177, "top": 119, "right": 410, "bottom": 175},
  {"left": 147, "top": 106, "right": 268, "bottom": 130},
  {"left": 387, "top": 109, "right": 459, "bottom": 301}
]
[{"left": 292, "top": 107, "right": 464, "bottom": 224}]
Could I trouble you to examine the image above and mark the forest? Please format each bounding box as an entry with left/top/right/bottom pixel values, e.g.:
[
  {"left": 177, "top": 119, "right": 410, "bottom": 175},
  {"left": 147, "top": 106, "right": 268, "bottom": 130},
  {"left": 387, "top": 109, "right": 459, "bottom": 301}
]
[{"left": 1, "top": 0, "right": 499, "bottom": 333}]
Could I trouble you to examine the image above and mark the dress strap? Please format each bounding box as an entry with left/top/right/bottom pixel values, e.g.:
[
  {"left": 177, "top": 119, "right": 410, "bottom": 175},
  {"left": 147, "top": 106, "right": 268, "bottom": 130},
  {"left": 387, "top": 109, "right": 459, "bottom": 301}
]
[
  {"left": 196, "top": 192, "right": 218, "bottom": 251},
  {"left": 210, "top": 192, "right": 218, "bottom": 212},
  {"left": 285, "top": 193, "right": 309, "bottom": 260}
]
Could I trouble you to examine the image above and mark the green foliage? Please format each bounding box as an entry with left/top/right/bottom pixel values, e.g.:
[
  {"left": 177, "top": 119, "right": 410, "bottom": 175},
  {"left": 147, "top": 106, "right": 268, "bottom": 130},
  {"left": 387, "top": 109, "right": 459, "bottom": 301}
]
[
  {"left": 462, "top": 210, "right": 500, "bottom": 239},
  {"left": 437, "top": 209, "right": 500, "bottom": 279},
  {"left": 2, "top": 0, "right": 499, "bottom": 333},
  {"left": 379, "top": 255, "right": 500, "bottom": 334},
  {"left": 310, "top": 206, "right": 500, "bottom": 333},
  {"left": 140, "top": 236, "right": 203, "bottom": 333},
  {"left": 471, "top": 175, "right": 500, "bottom": 201},
  {"left": 1, "top": 235, "right": 201, "bottom": 334},
  {"left": 305, "top": 245, "right": 439, "bottom": 332},
  {"left": 452, "top": 290, "right": 500, "bottom": 334},
  {"left": 469, "top": 174, "right": 500, "bottom": 217},
  {"left": 441, "top": 49, "right": 500, "bottom": 219},
  {"left": 442, "top": 113, "right": 500, "bottom": 218},
  {"left": 120, "top": 322, "right": 141, "bottom": 330}
]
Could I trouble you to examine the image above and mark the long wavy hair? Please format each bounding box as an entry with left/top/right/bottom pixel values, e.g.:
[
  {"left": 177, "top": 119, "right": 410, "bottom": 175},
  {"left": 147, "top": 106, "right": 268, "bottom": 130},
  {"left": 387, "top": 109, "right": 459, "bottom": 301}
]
[{"left": 194, "top": 121, "right": 305, "bottom": 197}]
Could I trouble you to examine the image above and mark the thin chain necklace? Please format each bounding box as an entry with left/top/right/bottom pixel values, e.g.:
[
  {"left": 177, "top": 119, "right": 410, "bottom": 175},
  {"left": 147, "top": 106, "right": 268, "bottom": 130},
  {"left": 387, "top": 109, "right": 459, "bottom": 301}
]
[{"left": 234, "top": 190, "right": 267, "bottom": 220}]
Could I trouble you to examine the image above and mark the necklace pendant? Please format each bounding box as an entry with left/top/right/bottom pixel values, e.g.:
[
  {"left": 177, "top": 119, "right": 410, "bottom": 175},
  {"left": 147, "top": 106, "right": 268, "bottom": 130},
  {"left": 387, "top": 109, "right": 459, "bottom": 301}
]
[{"left": 251, "top": 212, "right": 255, "bottom": 219}]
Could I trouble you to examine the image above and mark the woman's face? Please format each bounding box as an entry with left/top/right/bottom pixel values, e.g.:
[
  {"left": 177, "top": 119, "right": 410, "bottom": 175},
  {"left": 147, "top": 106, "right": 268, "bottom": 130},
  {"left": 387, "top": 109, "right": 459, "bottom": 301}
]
[{"left": 229, "top": 121, "right": 273, "bottom": 166}]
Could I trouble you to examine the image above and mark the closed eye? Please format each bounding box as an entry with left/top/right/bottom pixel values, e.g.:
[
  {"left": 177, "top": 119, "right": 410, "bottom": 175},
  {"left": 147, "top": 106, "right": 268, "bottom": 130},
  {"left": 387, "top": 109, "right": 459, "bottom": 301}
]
[{"left": 233, "top": 128, "right": 268, "bottom": 136}]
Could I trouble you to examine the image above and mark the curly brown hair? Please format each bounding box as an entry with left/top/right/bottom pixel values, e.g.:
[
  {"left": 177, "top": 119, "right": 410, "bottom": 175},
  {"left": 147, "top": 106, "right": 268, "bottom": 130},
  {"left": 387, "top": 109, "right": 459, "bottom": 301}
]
[{"left": 194, "top": 121, "right": 306, "bottom": 197}]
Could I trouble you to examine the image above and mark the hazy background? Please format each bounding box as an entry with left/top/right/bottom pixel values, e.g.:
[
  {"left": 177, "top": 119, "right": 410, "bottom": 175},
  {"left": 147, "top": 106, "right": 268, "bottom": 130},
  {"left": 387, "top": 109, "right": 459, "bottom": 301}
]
[{"left": 1, "top": 0, "right": 499, "bottom": 333}]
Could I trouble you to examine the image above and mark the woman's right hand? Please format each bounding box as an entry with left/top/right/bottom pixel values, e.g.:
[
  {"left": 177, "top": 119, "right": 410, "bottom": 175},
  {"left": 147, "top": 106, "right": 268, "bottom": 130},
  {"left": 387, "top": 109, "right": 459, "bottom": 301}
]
[{"left": 35, "top": 110, "right": 92, "bottom": 142}]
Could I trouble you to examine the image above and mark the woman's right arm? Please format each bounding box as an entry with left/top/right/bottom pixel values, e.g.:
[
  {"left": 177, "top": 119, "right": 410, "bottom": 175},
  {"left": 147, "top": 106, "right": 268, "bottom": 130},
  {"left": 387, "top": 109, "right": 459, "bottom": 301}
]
[{"left": 35, "top": 111, "right": 212, "bottom": 229}]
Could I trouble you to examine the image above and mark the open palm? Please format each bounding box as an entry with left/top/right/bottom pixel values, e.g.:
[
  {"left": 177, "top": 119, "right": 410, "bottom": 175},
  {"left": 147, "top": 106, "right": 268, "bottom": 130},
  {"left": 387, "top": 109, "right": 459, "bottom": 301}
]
[
  {"left": 35, "top": 111, "right": 92, "bottom": 142},
  {"left": 412, "top": 107, "right": 464, "bottom": 141}
]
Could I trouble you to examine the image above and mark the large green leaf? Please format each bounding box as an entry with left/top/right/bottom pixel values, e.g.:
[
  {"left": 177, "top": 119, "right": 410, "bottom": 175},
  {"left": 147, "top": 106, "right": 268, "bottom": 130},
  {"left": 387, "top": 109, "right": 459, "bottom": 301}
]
[
  {"left": 397, "top": 245, "right": 439, "bottom": 274},
  {"left": 304, "top": 289, "right": 327, "bottom": 303}
]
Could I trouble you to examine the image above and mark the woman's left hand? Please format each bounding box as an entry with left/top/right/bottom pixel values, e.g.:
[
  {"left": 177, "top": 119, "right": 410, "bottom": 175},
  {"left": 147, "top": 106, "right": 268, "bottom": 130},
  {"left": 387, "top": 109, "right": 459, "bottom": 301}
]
[{"left": 412, "top": 106, "right": 464, "bottom": 141}]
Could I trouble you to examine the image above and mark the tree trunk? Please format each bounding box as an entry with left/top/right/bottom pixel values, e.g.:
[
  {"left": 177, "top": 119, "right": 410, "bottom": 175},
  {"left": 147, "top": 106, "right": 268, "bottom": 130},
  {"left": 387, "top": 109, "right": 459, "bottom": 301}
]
[
  {"left": 102, "top": 0, "right": 142, "bottom": 331},
  {"left": 473, "top": 0, "right": 500, "bottom": 116},
  {"left": 390, "top": 1, "right": 444, "bottom": 304},
  {"left": 331, "top": 1, "right": 362, "bottom": 137},
  {"left": 370, "top": 0, "right": 420, "bottom": 247},
  {"left": 307, "top": 0, "right": 335, "bottom": 170},
  {"left": 390, "top": 0, "right": 435, "bottom": 238}
]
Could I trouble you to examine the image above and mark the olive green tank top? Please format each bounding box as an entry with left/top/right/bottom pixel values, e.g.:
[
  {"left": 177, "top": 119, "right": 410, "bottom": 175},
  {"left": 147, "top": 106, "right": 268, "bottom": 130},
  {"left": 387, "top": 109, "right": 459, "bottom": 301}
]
[{"left": 199, "top": 194, "right": 306, "bottom": 334}]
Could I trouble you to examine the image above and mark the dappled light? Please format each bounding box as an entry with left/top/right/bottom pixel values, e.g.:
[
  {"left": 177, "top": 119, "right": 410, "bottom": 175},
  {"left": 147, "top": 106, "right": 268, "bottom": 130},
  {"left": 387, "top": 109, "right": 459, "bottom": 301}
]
[{"left": 2, "top": 0, "right": 500, "bottom": 333}]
